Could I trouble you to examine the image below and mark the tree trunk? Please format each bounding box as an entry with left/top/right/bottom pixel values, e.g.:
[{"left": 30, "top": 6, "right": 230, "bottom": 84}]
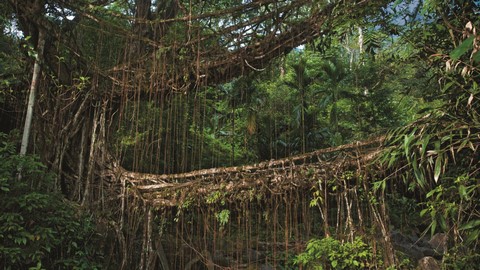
[
  {"left": 20, "top": 28, "right": 45, "bottom": 156},
  {"left": 358, "top": 26, "right": 364, "bottom": 54}
]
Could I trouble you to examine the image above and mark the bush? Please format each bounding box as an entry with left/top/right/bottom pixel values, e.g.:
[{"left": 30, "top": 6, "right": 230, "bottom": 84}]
[
  {"left": 294, "top": 237, "right": 375, "bottom": 270},
  {"left": 0, "top": 133, "right": 102, "bottom": 269}
]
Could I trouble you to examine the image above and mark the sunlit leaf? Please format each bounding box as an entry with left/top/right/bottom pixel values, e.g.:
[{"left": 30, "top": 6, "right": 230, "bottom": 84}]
[
  {"left": 468, "top": 141, "right": 475, "bottom": 151},
  {"left": 427, "top": 187, "right": 438, "bottom": 198},
  {"left": 467, "top": 94, "right": 474, "bottom": 107},
  {"left": 434, "top": 154, "right": 442, "bottom": 183}
]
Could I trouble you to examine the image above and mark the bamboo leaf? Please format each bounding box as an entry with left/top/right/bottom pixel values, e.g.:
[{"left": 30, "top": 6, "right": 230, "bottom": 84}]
[
  {"left": 388, "top": 152, "right": 399, "bottom": 168},
  {"left": 412, "top": 157, "right": 426, "bottom": 188},
  {"left": 450, "top": 146, "right": 455, "bottom": 163},
  {"left": 434, "top": 154, "right": 442, "bottom": 183},
  {"left": 450, "top": 36, "right": 474, "bottom": 60},
  {"left": 443, "top": 81, "right": 454, "bottom": 92},
  {"left": 459, "top": 219, "right": 480, "bottom": 231},
  {"left": 431, "top": 220, "right": 437, "bottom": 236},
  {"left": 404, "top": 133, "right": 414, "bottom": 158},
  {"left": 459, "top": 185, "right": 468, "bottom": 200},
  {"left": 426, "top": 188, "right": 436, "bottom": 198},
  {"left": 467, "top": 94, "right": 474, "bottom": 107},
  {"left": 427, "top": 156, "right": 434, "bottom": 166},
  {"left": 434, "top": 140, "right": 441, "bottom": 151},
  {"left": 420, "top": 135, "right": 430, "bottom": 159},
  {"left": 441, "top": 134, "right": 452, "bottom": 143},
  {"left": 439, "top": 215, "right": 447, "bottom": 231},
  {"left": 465, "top": 230, "right": 480, "bottom": 245},
  {"left": 458, "top": 138, "right": 469, "bottom": 152},
  {"left": 468, "top": 141, "right": 475, "bottom": 151},
  {"left": 473, "top": 51, "right": 480, "bottom": 63}
]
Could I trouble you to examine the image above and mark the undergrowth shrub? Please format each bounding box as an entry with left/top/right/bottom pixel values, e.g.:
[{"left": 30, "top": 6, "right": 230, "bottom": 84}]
[
  {"left": 294, "top": 237, "right": 375, "bottom": 269},
  {"left": 0, "top": 133, "right": 102, "bottom": 269}
]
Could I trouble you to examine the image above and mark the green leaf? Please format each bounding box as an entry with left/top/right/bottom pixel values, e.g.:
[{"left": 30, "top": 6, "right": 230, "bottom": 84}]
[
  {"left": 473, "top": 51, "right": 480, "bottom": 63},
  {"left": 434, "top": 140, "right": 441, "bottom": 151},
  {"left": 459, "top": 185, "right": 468, "bottom": 200},
  {"left": 441, "top": 134, "right": 452, "bottom": 143},
  {"left": 439, "top": 215, "right": 447, "bottom": 231},
  {"left": 420, "top": 208, "right": 429, "bottom": 217},
  {"left": 442, "top": 81, "right": 454, "bottom": 92},
  {"left": 388, "top": 153, "right": 397, "bottom": 168},
  {"left": 465, "top": 230, "right": 480, "bottom": 244},
  {"left": 404, "top": 133, "right": 414, "bottom": 158},
  {"left": 458, "top": 138, "right": 469, "bottom": 152},
  {"left": 420, "top": 135, "right": 430, "bottom": 158},
  {"left": 426, "top": 188, "right": 436, "bottom": 198},
  {"left": 412, "top": 157, "right": 426, "bottom": 188},
  {"left": 450, "top": 36, "right": 474, "bottom": 60},
  {"left": 459, "top": 219, "right": 480, "bottom": 231}
]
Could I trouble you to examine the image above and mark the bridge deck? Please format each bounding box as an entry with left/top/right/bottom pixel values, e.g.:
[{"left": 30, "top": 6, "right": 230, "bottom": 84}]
[{"left": 116, "top": 137, "right": 385, "bottom": 207}]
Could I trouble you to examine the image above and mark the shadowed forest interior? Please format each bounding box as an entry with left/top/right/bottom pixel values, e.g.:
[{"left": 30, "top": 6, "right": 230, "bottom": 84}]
[{"left": 0, "top": 0, "right": 479, "bottom": 269}]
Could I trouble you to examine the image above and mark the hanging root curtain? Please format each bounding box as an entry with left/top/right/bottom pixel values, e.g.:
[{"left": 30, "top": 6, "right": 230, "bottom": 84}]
[{"left": 100, "top": 136, "right": 396, "bottom": 269}]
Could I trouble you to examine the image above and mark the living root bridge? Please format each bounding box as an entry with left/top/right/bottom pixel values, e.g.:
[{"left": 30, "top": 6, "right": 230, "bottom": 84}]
[
  {"left": 100, "top": 136, "right": 396, "bottom": 270},
  {"left": 116, "top": 137, "right": 385, "bottom": 207}
]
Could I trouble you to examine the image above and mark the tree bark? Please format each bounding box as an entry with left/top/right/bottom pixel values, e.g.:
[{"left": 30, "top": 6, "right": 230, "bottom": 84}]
[{"left": 20, "top": 28, "right": 45, "bottom": 156}]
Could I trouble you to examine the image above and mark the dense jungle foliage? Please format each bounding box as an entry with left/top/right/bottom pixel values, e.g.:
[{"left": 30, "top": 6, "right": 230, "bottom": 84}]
[
  {"left": 1, "top": 0, "right": 479, "bottom": 269},
  {"left": 0, "top": 134, "right": 102, "bottom": 269}
]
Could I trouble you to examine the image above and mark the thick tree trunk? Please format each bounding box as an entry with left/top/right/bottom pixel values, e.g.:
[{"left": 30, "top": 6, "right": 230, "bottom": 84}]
[{"left": 20, "top": 28, "right": 45, "bottom": 156}]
